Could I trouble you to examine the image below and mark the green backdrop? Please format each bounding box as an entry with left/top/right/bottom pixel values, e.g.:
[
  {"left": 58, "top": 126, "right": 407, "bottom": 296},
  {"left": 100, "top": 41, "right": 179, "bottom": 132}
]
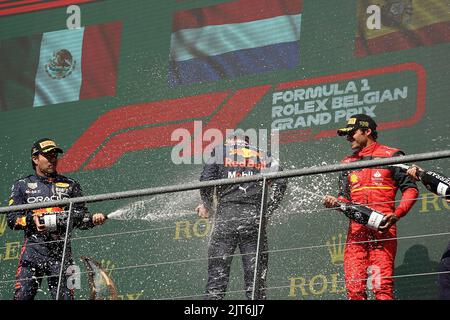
[{"left": 0, "top": 0, "right": 449, "bottom": 300}]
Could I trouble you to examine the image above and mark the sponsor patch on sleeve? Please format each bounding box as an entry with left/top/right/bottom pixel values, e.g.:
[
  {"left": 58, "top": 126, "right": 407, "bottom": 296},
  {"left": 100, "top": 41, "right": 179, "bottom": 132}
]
[
  {"left": 55, "top": 182, "right": 70, "bottom": 188},
  {"left": 16, "top": 216, "right": 26, "bottom": 227}
]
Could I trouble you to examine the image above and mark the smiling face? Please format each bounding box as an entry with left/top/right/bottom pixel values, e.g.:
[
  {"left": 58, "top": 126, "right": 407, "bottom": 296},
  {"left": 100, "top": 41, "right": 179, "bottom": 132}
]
[
  {"left": 32, "top": 150, "right": 59, "bottom": 177},
  {"left": 346, "top": 128, "right": 373, "bottom": 151}
]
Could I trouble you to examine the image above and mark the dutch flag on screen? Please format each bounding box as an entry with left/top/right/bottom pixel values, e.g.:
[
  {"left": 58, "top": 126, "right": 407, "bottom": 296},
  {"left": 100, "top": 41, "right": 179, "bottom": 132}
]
[{"left": 168, "top": 0, "right": 303, "bottom": 87}]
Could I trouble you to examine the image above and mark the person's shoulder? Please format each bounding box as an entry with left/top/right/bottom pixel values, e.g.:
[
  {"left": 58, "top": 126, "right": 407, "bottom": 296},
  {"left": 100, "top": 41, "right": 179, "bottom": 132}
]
[
  {"left": 375, "top": 143, "right": 403, "bottom": 156},
  {"left": 341, "top": 154, "right": 358, "bottom": 163},
  {"left": 12, "top": 174, "right": 35, "bottom": 185}
]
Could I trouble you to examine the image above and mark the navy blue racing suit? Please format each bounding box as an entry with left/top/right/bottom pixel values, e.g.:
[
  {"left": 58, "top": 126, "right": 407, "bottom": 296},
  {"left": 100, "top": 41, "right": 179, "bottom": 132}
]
[
  {"left": 7, "top": 173, "right": 96, "bottom": 300},
  {"left": 200, "top": 141, "right": 287, "bottom": 299}
]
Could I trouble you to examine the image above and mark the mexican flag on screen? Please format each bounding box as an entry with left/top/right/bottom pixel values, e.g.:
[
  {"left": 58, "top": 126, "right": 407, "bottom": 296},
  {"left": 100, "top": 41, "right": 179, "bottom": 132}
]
[{"left": 0, "top": 21, "right": 122, "bottom": 110}]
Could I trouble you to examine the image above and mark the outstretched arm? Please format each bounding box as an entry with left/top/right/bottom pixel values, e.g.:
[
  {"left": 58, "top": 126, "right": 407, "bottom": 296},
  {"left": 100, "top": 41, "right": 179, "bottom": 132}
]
[
  {"left": 379, "top": 152, "right": 419, "bottom": 232},
  {"left": 71, "top": 182, "right": 106, "bottom": 229}
]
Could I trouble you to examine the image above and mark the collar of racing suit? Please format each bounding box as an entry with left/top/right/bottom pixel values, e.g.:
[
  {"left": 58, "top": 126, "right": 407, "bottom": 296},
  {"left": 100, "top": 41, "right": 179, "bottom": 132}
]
[
  {"left": 355, "top": 141, "right": 380, "bottom": 158},
  {"left": 33, "top": 172, "right": 58, "bottom": 183}
]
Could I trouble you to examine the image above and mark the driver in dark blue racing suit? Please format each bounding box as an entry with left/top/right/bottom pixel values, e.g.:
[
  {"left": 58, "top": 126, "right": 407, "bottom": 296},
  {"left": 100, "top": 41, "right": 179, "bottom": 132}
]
[
  {"left": 7, "top": 138, "right": 106, "bottom": 300},
  {"left": 196, "top": 135, "right": 287, "bottom": 299}
]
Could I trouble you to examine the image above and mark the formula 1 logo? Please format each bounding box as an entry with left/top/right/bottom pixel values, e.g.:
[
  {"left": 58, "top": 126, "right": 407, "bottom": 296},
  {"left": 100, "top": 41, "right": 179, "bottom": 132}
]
[
  {"left": 58, "top": 62, "right": 425, "bottom": 173},
  {"left": 58, "top": 86, "right": 271, "bottom": 173}
]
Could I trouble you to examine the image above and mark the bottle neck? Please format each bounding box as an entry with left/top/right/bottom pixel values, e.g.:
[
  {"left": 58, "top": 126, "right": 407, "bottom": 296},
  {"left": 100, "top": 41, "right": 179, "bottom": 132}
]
[{"left": 416, "top": 170, "right": 425, "bottom": 181}]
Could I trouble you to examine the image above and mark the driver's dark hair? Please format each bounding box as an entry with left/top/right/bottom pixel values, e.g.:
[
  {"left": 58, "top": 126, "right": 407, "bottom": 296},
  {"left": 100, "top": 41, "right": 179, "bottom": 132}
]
[
  {"left": 362, "top": 128, "right": 378, "bottom": 140},
  {"left": 31, "top": 155, "right": 38, "bottom": 171}
]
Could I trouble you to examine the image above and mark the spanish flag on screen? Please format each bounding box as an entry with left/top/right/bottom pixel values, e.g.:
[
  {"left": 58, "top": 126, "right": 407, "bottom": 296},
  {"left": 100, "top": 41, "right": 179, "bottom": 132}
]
[
  {"left": 355, "top": 0, "right": 450, "bottom": 57},
  {"left": 168, "top": 0, "right": 303, "bottom": 87},
  {"left": 0, "top": 21, "right": 122, "bottom": 110}
]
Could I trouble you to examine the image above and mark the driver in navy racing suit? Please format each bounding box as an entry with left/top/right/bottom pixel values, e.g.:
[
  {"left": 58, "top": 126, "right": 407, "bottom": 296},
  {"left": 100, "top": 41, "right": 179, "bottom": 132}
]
[
  {"left": 196, "top": 135, "right": 287, "bottom": 300},
  {"left": 7, "top": 138, "right": 106, "bottom": 300}
]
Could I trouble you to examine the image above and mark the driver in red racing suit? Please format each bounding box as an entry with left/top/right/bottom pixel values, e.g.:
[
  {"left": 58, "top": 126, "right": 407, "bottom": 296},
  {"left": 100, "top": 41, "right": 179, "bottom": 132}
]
[{"left": 323, "top": 115, "right": 418, "bottom": 300}]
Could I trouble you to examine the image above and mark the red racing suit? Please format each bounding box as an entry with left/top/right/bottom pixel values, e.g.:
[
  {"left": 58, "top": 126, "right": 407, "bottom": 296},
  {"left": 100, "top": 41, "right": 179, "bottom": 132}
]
[{"left": 337, "top": 142, "right": 418, "bottom": 300}]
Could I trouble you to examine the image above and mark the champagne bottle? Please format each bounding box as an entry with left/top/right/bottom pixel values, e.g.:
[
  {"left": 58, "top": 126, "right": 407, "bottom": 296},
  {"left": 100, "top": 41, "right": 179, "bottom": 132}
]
[
  {"left": 392, "top": 164, "right": 450, "bottom": 200},
  {"left": 337, "top": 202, "right": 386, "bottom": 230},
  {"left": 417, "top": 170, "right": 450, "bottom": 199}
]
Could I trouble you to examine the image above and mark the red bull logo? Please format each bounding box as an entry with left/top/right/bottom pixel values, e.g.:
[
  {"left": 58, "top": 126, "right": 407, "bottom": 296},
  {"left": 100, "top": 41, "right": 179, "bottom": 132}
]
[
  {"left": 229, "top": 148, "right": 263, "bottom": 158},
  {"left": 224, "top": 157, "right": 268, "bottom": 169}
]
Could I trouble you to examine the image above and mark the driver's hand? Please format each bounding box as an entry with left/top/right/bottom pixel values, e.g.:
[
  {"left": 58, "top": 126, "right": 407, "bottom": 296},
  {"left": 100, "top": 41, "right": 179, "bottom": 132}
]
[
  {"left": 196, "top": 204, "right": 209, "bottom": 219},
  {"left": 406, "top": 165, "right": 422, "bottom": 181},
  {"left": 92, "top": 213, "right": 106, "bottom": 225},
  {"left": 323, "top": 195, "right": 340, "bottom": 208},
  {"left": 33, "top": 214, "right": 46, "bottom": 232},
  {"left": 378, "top": 213, "right": 399, "bottom": 233}
]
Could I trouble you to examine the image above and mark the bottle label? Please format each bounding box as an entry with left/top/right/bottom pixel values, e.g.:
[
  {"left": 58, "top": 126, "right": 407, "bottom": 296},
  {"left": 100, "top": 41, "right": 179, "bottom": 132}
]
[
  {"left": 367, "top": 211, "right": 385, "bottom": 230},
  {"left": 437, "top": 182, "right": 449, "bottom": 197},
  {"left": 425, "top": 171, "right": 450, "bottom": 185},
  {"left": 43, "top": 214, "right": 57, "bottom": 231}
]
